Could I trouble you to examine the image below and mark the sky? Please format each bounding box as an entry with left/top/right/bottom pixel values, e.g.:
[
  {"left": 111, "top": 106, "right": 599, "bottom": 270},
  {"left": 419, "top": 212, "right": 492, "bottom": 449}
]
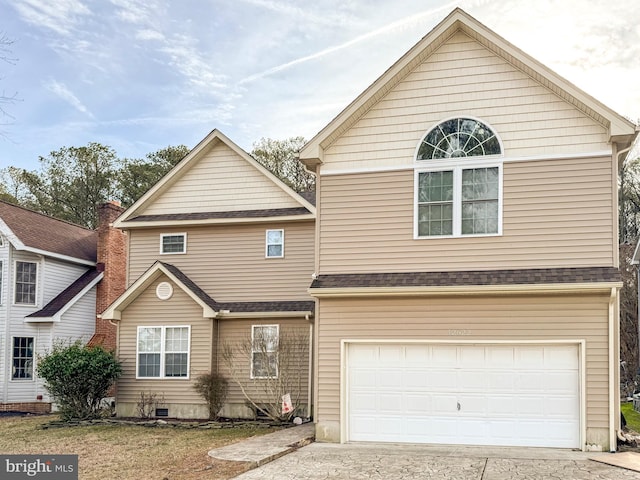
[{"left": 1, "top": 0, "right": 639, "bottom": 172}]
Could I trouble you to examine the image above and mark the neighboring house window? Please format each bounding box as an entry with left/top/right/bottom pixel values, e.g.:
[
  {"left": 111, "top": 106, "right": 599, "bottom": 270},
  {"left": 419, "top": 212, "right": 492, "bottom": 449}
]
[
  {"left": 12, "top": 337, "right": 34, "bottom": 380},
  {"left": 415, "top": 118, "right": 502, "bottom": 238},
  {"left": 160, "top": 233, "right": 187, "bottom": 254},
  {"left": 251, "top": 325, "right": 279, "bottom": 378},
  {"left": 265, "top": 229, "right": 284, "bottom": 258},
  {"left": 14, "top": 261, "right": 37, "bottom": 305},
  {"left": 137, "top": 326, "right": 190, "bottom": 378}
]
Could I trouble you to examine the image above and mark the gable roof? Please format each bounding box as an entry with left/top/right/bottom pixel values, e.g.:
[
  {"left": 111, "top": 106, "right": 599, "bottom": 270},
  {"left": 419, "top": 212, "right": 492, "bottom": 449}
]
[
  {"left": 101, "top": 261, "right": 314, "bottom": 320},
  {"left": 26, "top": 268, "right": 103, "bottom": 322},
  {"left": 0, "top": 200, "right": 97, "bottom": 266},
  {"left": 299, "top": 8, "right": 638, "bottom": 167},
  {"left": 115, "top": 129, "right": 315, "bottom": 228}
]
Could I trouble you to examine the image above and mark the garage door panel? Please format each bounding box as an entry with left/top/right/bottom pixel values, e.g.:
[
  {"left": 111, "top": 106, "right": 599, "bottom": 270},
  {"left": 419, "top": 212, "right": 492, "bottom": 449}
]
[
  {"left": 544, "top": 372, "right": 579, "bottom": 392},
  {"left": 405, "top": 393, "right": 432, "bottom": 413},
  {"left": 348, "top": 343, "right": 580, "bottom": 448}
]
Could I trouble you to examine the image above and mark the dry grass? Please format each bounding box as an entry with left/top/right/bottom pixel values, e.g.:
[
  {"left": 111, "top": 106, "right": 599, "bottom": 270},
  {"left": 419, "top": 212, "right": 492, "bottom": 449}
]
[{"left": 0, "top": 415, "right": 272, "bottom": 479}]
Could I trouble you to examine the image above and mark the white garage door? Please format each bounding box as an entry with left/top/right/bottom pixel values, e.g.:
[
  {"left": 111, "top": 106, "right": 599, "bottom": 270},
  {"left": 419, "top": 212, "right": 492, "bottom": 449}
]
[{"left": 348, "top": 343, "right": 580, "bottom": 448}]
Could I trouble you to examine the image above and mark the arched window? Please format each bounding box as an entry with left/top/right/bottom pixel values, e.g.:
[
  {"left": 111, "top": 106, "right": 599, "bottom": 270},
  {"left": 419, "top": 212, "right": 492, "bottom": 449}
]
[
  {"left": 417, "top": 118, "right": 501, "bottom": 160},
  {"left": 415, "top": 118, "right": 502, "bottom": 238}
]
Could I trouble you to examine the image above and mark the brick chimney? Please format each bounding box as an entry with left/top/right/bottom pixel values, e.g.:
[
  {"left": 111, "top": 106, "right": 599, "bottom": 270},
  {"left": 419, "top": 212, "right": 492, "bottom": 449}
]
[{"left": 92, "top": 201, "right": 127, "bottom": 352}]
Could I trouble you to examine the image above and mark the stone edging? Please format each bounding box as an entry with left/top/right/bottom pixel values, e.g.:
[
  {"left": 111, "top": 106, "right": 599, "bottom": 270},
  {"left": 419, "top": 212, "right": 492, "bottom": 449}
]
[{"left": 39, "top": 418, "right": 290, "bottom": 430}]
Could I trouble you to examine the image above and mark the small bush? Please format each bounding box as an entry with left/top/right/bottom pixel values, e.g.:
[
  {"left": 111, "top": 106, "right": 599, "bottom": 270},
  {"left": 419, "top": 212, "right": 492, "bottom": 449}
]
[
  {"left": 136, "top": 391, "right": 165, "bottom": 418},
  {"left": 193, "top": 373, "right": 228, "bottom": 420},
  {"left": 37, "top": 341, "right": 121, "bottom": 420}
]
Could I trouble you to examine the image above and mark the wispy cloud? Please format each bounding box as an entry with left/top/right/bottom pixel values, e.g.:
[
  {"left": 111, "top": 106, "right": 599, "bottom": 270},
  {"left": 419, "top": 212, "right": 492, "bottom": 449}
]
[
  {"left": 240, "top": 0, "right": 355, "bottom": 28},
  {"left": 160, "top": 34, "right": 229, "bottom": 91},
  {"left": 239, "top": 0, "right": 458, "bottom": 84},
  {"left": 44, "top": 79, "right": 93, "bottom": 117},
  {"left": 12, "top": 0, "right": 91, "bottom": 35},
  {"left": 136, "top": 29, "right": 164, "bottom": 41}
]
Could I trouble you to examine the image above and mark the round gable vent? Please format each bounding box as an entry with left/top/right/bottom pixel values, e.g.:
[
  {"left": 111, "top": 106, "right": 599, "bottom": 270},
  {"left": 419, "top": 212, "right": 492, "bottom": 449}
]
[{"left": 156, "top": 282, "right": 173, "bottom": 300}]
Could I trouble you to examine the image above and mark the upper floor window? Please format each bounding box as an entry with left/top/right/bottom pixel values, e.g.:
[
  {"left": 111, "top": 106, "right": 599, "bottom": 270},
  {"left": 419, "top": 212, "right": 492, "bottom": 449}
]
[
  {"left": 14, "top": 261, "right": 37, "bottom": 305},
  {"left": 417, "top": 118, "right": 501, "bottom": 159},
  {"left": 266, "top": 229, "right": 284, "bottom": 258},
  {"left": 415, "top": 118, "right": 502, "bottom": 238},
  {"left": 160, "top": 233, "right": 187, "bottom": 254}
]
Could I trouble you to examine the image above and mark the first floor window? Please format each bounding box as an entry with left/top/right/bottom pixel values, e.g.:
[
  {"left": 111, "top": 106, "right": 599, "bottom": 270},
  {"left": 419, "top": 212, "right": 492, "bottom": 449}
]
[
  {"left": 12, "top": 337, "right": 34, "bottom": 380},
  {"left": 137, "top": 326, "right": 190, "bottom": 378},
  {"left": 15, "top": 261, "right": 37, "bottom": 305},
  {"left": 417, "top": 166, "right": 500, "bottom": 237},
  {"left": 251, "top": 325, "right": 279, "bottom": 378},
  {"left": 265, "top": 229, "right": 284, "bottom": 258}
]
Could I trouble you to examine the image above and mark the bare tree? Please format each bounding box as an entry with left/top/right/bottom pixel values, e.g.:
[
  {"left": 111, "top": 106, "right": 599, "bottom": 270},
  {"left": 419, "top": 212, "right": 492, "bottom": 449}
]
[
  {"left": 221, "top": 326, "right": 309, "bottom": 421},
  {"left": 252, "top": 137, "right": 315, "bottom": 193},
  {"left": 620, "top": 243, "right": 640, "bottom": 397}
]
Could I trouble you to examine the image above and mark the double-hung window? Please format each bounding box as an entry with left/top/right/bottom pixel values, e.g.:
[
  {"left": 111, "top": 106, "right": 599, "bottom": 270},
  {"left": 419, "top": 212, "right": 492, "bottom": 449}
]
[
  {"left": 137, "top": 326, "right": 190, "bottom": 378},
  {"left": 160, "top": 233, "right": 187, "bottom": 254},
  {"left": 251, "top": 325, "right": 279, "bottom": 379},
  {"left": 14, "top": 261, "right": 37, "bottom": 305},
  {"left": 265, "top": 229, "right": 284, "bottom": 258},
  {"left": 415, "top": 118, "right": 502, "bottom": 238},
  {"left": 12, "top": 337, "right": 34, "bottom": 380}
]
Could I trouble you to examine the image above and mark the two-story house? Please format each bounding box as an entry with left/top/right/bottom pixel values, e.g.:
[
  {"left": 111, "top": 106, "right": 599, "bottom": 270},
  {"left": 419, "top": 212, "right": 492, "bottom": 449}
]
[
  {"left": 101, "top": 130, "right": 316, "bottom": 419},
  {"left": 299, "top": 9, "right": 637, "bottom": 451},
  {"left": 0, "top": 201, "right": 103, "bottom": 413}
]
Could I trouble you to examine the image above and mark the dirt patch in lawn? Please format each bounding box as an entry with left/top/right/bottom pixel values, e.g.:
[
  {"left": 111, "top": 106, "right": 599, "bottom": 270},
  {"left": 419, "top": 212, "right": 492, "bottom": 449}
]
[{"left": 0, "top": 415, "right": 277, "bottom": 479}]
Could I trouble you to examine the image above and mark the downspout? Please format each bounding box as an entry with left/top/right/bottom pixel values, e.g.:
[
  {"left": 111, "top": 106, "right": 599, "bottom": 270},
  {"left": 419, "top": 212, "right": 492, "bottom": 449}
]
[
  {"left": 308, "top": 318, "right": 313, "bottom": 419},
  {"left": 609, "top": 287, "right": 618, "bottom": 452}
]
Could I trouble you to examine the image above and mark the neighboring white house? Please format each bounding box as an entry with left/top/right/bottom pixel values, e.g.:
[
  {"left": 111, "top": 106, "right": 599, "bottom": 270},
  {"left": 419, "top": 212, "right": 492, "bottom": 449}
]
[{"left": 0, "top": 200, "right": 103, "bottom": 413}]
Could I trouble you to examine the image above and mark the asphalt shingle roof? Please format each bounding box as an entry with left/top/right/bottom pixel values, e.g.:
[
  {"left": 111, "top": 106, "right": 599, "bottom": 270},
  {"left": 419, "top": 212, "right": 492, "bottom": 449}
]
[
  {"left": 0, "top": 200, "right": 97, "bottom": 263},
  {"left": 27, "top": 268, "right": 102, "bottom": 318},
  {"left": 130, "top": 207, "right": 312, "bottom": 223},
  {"left": 310, "top": 267, "right": 621, "bottom": 289},
  {"left": 160, "top": 262, "right": 314, "bottom": 314}
]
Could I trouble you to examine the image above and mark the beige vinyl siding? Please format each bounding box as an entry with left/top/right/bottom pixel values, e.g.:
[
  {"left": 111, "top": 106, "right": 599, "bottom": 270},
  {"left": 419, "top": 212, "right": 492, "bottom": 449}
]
[
  {"left": 117, "top": 277, "right": 213, "bottom": 406},
  {"left": 319, "top": 156, "right": 613, "bottom": 273},
  {"left": 141, "top": 141, "right": 303, "bottom": 216},
  {"left": 217, "top": 318, "right": 310, "bottom": 406},
  {"left": 128, "top": 222, "right": 315, "bottom": 302},
  {"left": 316, "top": 293, "right": 610, "bottom": 438},
  {"left": 320, "top": 31, "right": 609, "bottom": 173}
]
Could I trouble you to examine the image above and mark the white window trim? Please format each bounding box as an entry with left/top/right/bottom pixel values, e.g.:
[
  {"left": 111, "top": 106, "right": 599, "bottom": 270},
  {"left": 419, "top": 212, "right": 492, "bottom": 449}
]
[
  {"left": 136, "top": 325, "right": 191, "bottom": 379},
  {"left": 13, "top": 260, "right": 38, "bottom": 306},
  {"left": 159, "top": 233, "right": 187, "bottom": 255},
  {"left": 251, "top": 324, "right": 279, "bottom": 379},
  {"left": 413, "top": 159, "right": 503, "bottom": 239},
  {"left": 11, "top": 336, "right": 35, "bottom": 382},
  {"left": 265, "top": 229, "right": 284, "bottom": 258}
]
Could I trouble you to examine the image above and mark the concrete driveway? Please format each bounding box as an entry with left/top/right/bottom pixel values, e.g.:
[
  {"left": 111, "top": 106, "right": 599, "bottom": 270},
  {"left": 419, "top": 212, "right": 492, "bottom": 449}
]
[{"left": 234, "top": 442, "right": 640, "bottom": 479}]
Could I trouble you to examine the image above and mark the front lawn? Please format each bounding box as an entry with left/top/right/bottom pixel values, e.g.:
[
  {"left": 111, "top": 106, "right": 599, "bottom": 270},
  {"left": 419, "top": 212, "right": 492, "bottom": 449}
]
[
  {"left": 621, "top": 402, "right": 640, "bottom": 433},
  {"left": 0, "top": 415, "right": 272, "bottom": 479}
]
